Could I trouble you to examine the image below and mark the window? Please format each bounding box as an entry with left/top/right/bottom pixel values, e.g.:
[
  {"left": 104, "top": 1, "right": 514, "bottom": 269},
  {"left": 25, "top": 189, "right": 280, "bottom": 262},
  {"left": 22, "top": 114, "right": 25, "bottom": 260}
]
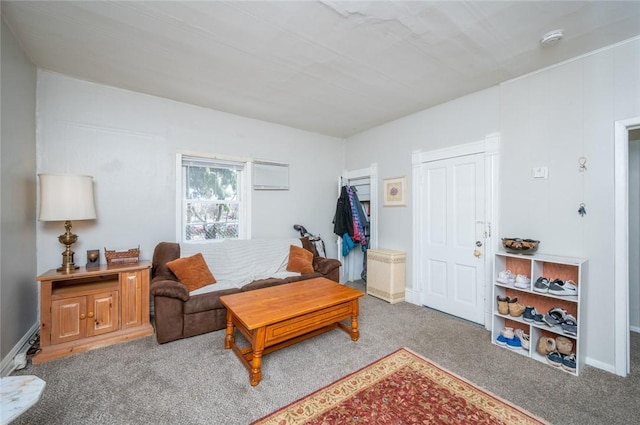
[{"left": 177, "top": 155, "right": 251, "bottom": 242}]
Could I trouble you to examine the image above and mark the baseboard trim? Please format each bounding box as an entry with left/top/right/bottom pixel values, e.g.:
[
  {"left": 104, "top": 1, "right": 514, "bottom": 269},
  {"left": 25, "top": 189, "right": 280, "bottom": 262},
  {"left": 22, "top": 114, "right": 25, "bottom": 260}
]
[
  {"left": 404, "top": 288, "right": 420, "bottom": 305},
  {"left": 585, "top": 356, "right": 616, "bottom": 375},
  {"left": 1, "top": 321, "right": 39, "bottom": 377}
]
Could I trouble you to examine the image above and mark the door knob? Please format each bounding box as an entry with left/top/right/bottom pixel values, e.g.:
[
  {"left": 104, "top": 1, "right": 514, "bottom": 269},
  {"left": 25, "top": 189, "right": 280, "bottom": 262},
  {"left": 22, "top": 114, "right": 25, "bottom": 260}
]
[{"left": 473, "top": 249, "right": 482, "bottom": 258}]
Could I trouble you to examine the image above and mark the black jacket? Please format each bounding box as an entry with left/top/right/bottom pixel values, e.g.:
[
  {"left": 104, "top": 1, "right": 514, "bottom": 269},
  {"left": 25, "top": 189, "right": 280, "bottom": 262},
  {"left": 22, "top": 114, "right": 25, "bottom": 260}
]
[{"left": 333, "top": 186, "right": 354, "bottom": 237}]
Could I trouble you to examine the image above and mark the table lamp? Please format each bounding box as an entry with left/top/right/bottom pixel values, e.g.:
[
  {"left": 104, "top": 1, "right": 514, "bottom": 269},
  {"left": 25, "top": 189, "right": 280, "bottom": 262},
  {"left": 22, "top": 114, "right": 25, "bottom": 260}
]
[{"left": 38, "top": 174, "right": 97, "bottom": 272}]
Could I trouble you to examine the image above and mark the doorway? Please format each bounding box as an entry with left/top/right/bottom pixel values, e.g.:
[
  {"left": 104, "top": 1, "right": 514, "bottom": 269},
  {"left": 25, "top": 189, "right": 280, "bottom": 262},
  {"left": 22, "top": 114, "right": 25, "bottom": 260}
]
[
  {"left": 413, "top": 135, "right": 498, "bottom": 325},
  {"left": 614, "top": 117, "right": 640, "bottom": 377},
  {"left": 337, "top": 164, "right": 378, "bottom": 283}
]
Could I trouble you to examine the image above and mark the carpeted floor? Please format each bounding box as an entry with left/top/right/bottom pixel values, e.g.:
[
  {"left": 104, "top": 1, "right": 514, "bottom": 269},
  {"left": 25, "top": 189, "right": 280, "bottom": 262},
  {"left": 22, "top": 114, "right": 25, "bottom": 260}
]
[{"left": 11, "top": 281, "right": 640, "bottom": 424}]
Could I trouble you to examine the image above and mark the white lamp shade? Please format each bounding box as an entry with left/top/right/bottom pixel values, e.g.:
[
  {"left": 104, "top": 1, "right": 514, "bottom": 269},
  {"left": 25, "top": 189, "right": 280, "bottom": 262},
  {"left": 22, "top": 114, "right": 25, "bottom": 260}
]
[{"left": 38, "top": 174, "right": 97, "bottom": 221}]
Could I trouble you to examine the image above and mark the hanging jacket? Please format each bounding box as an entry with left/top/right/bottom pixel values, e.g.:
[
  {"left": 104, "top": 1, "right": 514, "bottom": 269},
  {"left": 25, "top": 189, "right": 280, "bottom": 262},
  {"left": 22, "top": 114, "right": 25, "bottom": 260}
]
[
  {"left": 333, "top": 186, "right": 354, "bottom": 237},
  {"left": 346, "top": 185, "right": 366, "bottom": 246}
]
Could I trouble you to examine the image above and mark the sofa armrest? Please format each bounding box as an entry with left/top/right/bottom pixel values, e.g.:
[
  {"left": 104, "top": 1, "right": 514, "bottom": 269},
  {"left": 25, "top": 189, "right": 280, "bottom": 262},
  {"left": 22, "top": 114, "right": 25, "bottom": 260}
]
[
  {"left": 150, "top": 278, "right": 190, "bottom": 302},
  {"left": 314, "top": 257, "right": 341, "bottom": 276}
]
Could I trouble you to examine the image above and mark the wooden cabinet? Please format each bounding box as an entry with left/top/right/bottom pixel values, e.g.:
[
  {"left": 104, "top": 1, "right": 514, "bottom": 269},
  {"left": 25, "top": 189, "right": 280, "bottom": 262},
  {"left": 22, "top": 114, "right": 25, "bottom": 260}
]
[
  {"left": 491, "top": 252, "right": 587, "bottom": 375},
  {"left": 35, "top": 262, "right": 153, "bottom": 364}
]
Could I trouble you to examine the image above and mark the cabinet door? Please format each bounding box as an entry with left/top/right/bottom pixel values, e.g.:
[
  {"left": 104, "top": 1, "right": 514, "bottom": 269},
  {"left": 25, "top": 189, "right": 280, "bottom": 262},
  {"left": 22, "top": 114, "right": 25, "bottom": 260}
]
[
  {"left": 51, "top": 296, "right": 87, "bottom": 345},
  {"left": 121, "top": 271, "right": 142, "bottom": 328},
  {"left": 86, "top": 291, "right": 119, "bottom": 336}
]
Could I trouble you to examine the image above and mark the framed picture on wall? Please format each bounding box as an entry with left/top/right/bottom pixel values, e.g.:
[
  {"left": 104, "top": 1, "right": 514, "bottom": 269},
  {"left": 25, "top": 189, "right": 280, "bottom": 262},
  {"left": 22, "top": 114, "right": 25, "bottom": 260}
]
[{"left": 383, "top": 176, "right": 407, "bottom": 207}]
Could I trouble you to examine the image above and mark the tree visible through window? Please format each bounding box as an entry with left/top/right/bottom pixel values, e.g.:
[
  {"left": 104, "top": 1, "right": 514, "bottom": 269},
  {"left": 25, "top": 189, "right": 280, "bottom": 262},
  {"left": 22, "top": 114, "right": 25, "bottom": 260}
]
[{"left": 180, "top": 156, "right": 246, "bottom": 241}]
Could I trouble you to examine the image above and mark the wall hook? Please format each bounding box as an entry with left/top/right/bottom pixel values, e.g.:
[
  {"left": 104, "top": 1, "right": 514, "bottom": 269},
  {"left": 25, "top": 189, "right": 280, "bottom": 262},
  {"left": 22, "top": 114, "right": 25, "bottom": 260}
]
[
  {"left": 578, "top": 157, "right": 587, "bottom": 172},
  {"left": 578, "top": 203, "right": 587, "bottom": 217}
]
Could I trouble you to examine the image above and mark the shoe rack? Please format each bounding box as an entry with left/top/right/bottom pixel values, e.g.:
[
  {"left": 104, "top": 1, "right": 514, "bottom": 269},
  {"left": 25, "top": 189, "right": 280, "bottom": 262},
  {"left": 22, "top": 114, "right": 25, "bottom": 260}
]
[{"left": 491, "top": 252, "right": 588, "bottom": 376}]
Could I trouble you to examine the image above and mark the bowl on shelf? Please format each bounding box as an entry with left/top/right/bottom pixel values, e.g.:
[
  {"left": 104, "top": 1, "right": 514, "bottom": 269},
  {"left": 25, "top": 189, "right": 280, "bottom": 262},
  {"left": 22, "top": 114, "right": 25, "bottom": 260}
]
[{"left": 502, "top": 238, "right": 539, "bottom": 254}]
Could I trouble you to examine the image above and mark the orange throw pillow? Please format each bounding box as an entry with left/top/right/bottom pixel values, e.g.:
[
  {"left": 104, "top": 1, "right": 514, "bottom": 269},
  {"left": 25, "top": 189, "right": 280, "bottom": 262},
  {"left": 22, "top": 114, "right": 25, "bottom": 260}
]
[
  {"left": 166, "top": 253, "right": 216, "bottom": 292},
  {"left": 286, "top": 245, "right": 314, "bottom": 274}
]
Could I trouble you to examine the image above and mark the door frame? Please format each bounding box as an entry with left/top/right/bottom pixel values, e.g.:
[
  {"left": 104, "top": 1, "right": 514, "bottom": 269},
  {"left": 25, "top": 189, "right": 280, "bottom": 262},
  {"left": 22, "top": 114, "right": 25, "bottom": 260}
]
[
  {"left": 614, "top": 116, "right": 640, "bottom": 377},
  {"left": 411, "top": 134, "right": 499, "bottom": 327},
  {"left": 337, "top": 164, "right": 378, "bottom": 283}
]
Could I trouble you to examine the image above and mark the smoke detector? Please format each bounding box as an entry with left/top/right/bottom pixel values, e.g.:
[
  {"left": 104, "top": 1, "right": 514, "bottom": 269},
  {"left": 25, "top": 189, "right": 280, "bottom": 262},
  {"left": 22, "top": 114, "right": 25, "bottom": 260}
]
[{"left": 540, "top": 29, "right": 564, "bottom": 46}]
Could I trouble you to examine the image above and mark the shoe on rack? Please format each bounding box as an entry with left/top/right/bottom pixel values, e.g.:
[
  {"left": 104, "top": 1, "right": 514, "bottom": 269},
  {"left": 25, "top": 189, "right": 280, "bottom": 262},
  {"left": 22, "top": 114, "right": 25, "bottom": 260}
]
[
  {"left": 515, "top": 329, "right": 530, "bottom": 350},
  {"left": 546, "top": 351, "right": 564, "bottom": 367},
  {"left": 523, "top": 306, "right": 542, "bottom": 322},
  {"left": 533, "top": 314, "right": 546, "bottom": 325},
  {"left": 548, "top": 279, "right": 578, "bottom": 296},
  {"left": 537, "top": 336, "right": 556, "bottom": 355},
  {"left": 508, "top": 300, "right": 526, "bottom": 317},
  {"left": 496, "top": 327, "right": 514, "bottom": 345},
  {"left": 533, "top": 277, "right": 550, "bottom": 293},
  {"left": 507, "top": 335, "right": 522, "bottom": 350},
  {"left": 561, "top": 353, "right": 577, "bottom": 373},
  {"left": 514, "top": 274, "right": 530, "bottom": 289},
  {"left": 561, "top": 314, "right": 578, "bottom": 336},
  {"left": 497, "top": 270, "right": 516, "bottom": 285},
  {"left": 555, "top": 336, "right": 574, "bottom": 355},
  {"left": 543, "top": 307, "right": 567, "bottom": 327},
  {"left": 496, "top": 295, "right": 510, "bottom": 315}
]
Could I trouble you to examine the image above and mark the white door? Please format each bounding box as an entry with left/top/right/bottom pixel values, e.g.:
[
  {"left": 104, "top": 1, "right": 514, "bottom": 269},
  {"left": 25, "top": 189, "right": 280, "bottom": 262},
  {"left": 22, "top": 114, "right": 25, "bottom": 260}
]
[{"left": 419, "top": 153, "right": 485, "bottom": 324}]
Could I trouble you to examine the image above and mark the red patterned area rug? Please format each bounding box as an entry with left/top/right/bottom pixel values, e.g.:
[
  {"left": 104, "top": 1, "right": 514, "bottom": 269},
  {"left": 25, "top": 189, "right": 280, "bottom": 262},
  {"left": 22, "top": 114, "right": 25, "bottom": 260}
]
[{"left": 252, "top": 348, "right": 549, "bottom": 425}]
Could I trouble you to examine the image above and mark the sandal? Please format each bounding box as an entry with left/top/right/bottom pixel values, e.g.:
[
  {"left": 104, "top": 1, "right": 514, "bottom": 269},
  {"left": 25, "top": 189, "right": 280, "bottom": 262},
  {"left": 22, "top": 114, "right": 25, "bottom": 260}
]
[
  {"left": 543, "top": 307, "right": 567, "bottom": 327},
  {"left": 561, "top": 314, "right": 578, "bottom": 336}
]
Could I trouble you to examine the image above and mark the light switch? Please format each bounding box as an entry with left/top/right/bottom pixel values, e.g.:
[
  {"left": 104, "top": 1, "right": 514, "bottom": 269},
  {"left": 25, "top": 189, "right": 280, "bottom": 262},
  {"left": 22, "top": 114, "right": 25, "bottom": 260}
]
[{"left": 532, "top": 166, "right": 548, "bottom": 179}]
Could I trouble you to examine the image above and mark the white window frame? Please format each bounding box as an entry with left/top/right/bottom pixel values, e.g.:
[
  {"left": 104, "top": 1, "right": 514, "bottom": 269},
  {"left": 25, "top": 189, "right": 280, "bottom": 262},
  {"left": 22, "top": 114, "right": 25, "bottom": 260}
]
[{"left": 176, "top": 153, "right": 252, "bottom": 243}]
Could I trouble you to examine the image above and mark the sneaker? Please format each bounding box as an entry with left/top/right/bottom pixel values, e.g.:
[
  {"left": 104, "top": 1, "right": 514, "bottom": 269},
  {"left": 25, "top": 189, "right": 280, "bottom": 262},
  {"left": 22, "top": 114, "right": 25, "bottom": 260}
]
[
  {"left": 546, "top": 351, "right": 564, "bottom": 367},
  {"left": 555, "top": 336, "right": 574, "bottom": 355},
  {"left": 507, "top": 336, "right": 522, "bottom": 350},
  {"left": 548, "top": 279, "right": 578, "bottom": 296},
  {"left": 543, "top": 307, "right": 567, "bottom": 327},
  {"left": 496, "top": 327, "right": 514, "bottom": 345},
  {"left": 508, "top": 300, "right": 526, "bottom": 317},
  {"left": 561, "top": 314, "right": 578, "bottom": 336},
  {"left": 533, "top": 314, "right": 545, "bottom": 325},
  {"left": 496, "top": 270, "right": 516, "bottom": 285},
  {"left": 533, "top": 277, "right": 550, "bottom": 293},
  {"left": 514, "top": 274, "right": 531, "bottom": 289},
  {"left": 523, "top": 306, "right": 542, "bottom": 322},
  {"left": 496, "top": 295, "right": 510, "bottom": 315},
  {"left": 562, "top": 353, "right": 577, "bottom": 373},
  {"left": 537, "top": 336, "right": 556, "bottom": 355},
  {"left": 515, "top": 329, "right": 530, "bottom": 350}
]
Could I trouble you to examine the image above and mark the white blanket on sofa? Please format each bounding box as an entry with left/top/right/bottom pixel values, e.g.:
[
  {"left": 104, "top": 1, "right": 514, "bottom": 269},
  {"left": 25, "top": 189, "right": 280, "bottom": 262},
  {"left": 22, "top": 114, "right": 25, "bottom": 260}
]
[{"left": 181, "top": 238, "right": 303, "bottom": 295}]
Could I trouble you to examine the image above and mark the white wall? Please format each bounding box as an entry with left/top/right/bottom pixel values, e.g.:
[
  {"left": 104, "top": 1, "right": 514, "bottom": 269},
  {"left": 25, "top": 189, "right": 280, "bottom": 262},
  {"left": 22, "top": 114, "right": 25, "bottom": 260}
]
[
  {"left": 501, "top": 38, "right": 640, "bottom": 369},
  {"left": 345, "top": 38, "right": 640, "bottom": 372},
  {"left": 345, "top": 86, "right": 500, "bottom": 290},
  {"left": 1, "top": 18, "right": 38, "bottom": 366},
  {"left": 36, "top": 71, "right": 344, "bottom": 275}
]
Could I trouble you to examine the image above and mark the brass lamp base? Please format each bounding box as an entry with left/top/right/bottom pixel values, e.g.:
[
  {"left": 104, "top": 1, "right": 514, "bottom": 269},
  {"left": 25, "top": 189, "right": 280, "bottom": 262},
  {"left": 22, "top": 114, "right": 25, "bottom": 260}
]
[{"left": 57, "top": 220, "right": 79, "bottom": 273}]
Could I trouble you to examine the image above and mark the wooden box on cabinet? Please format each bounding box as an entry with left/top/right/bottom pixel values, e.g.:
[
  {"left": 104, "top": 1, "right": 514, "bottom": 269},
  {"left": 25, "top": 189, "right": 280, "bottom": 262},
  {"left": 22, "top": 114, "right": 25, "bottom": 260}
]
[{"left": 35, "top": 261, "right": 154, "bottom": 364}]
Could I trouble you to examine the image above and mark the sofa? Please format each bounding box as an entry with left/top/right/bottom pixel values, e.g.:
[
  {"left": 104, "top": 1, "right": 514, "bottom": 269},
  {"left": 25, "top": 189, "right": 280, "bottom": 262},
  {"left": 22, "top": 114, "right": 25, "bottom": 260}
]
[{"left": 150, "top": 237, "right": 341, "bottom": 343}]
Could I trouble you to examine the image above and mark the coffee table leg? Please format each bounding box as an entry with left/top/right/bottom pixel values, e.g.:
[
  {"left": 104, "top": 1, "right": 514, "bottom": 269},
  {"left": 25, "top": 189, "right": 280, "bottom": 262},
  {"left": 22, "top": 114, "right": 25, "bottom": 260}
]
[
  {"left": 250, "top": 327, "right": 266, "bottom": 386},
  {"left": 350, "top": 300, "right": 360, "bottom": 341},
  {"left": 224, "top": 309, "right": 234, "bottom": 349}
]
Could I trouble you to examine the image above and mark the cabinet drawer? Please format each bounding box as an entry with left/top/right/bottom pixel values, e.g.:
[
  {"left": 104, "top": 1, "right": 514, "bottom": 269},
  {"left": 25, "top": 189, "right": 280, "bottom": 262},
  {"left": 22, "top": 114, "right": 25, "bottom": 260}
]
[{"left": 265, "top": 302, "right": 353, "bottom": 345}]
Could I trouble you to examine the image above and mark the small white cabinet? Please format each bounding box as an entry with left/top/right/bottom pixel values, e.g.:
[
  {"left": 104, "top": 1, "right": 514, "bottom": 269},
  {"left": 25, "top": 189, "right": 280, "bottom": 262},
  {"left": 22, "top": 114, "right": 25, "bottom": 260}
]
[
  {"left": 491, "top": 252, "right": 587, "bottom": 375},
  {"left": 366, "top": 249, "right": 405, "bottom": 303}
]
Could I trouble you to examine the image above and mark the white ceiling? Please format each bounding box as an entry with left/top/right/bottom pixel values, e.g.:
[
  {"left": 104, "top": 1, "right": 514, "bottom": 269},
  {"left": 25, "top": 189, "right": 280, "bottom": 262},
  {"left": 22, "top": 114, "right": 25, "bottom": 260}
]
[{"left": 3, "top": 1, "right": 640, "bottom": 138}]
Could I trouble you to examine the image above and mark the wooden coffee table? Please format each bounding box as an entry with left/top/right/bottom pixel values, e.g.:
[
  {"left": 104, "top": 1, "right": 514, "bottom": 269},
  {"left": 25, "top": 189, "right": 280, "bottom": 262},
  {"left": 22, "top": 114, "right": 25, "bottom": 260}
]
[{"left": 219, "top": 278, "right": 365, "bottom": 386}]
